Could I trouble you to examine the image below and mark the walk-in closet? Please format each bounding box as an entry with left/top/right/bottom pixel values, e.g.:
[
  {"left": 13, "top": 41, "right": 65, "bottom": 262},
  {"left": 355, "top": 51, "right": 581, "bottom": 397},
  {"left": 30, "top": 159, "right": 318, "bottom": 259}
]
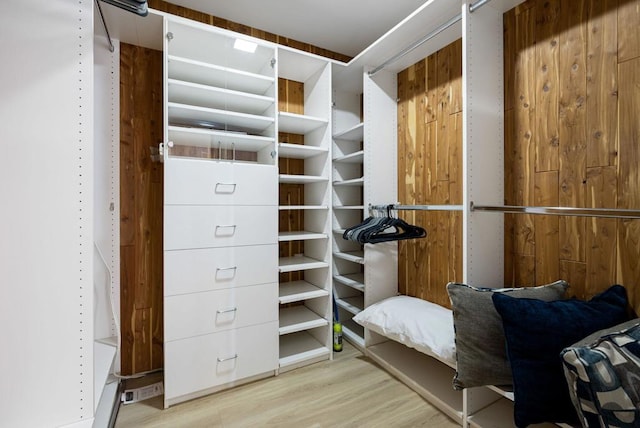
[{"left": 2, "top": 0, "right": 640, "bottom": 426}]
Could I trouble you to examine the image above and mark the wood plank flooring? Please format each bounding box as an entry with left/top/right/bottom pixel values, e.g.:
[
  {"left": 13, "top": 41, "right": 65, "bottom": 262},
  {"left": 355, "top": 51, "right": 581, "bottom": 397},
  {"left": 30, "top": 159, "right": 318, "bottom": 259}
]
[{"left": 115, "top": 341, "right": 458, "bottom": 427}]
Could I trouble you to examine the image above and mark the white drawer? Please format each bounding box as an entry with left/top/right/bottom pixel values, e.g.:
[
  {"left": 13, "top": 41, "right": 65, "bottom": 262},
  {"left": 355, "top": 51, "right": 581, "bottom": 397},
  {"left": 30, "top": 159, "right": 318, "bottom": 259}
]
[
  {"left": 164, "top": 321, "right": 278, "bottom": 401},
  {"left": 165, "top": 159, "right": 277, "bottom": 206},
  {"left": 164, "top": 205, "right": 277, "bottom": 250},
  {"left": 164, "top": 283, "right": 278, "bottom": 341},
  {"left": 164, "top": 244, "right": 277, "bottom": 295}
]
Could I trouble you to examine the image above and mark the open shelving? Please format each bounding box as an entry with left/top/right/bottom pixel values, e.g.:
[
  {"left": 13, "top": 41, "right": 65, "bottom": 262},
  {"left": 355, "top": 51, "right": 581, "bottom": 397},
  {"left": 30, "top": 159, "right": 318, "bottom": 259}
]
[{"left": 276, "top": 47, "right": 333, "bottom": 372}]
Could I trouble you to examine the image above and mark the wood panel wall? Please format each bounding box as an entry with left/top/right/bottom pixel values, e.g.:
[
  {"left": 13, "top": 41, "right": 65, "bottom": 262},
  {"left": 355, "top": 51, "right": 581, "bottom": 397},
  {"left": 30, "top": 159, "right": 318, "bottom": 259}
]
[
  {"left": 148, "top": 0, "right": 352, "bottom": 63},
  {"left": 279, "top": 79, "right": 305, "bottom": 284},
  {"left": 120, "top": 43, "right": 164, "bottom": 375},
  {"left": 397, "top": 39, "right": 464, "bottom": 309},
  {"left": 504, "top": 0, "right": 640, "bottom": 313}
]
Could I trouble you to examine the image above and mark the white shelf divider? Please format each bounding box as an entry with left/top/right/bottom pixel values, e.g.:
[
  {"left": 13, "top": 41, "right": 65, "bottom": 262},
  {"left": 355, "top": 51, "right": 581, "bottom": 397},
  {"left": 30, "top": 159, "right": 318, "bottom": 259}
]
[
  {"left": 335, "top": 295, "right": 364, "bottom": 315},
  {"left": 333, "top": 273, "right": 365, "bottom": 291},
  {"left": 279, "top": 306, "right": 329, "bottom": 335},
  {"left": 168, "top": 126, "right": 274, "bottom": 152},
  {"left": 279, "top": 256, "right": 329, "bottom": 273},
  {"left": 333, "top": 250, "right": 365, "bottom": 264},
  {"left": 279, "top": 205, "right": 329, "bottom": 211},
  {"left": 278, "top": 231, "right": 328, "bottom": 241},
  {"left": 167, "top": 54, "right": 275, "bottom": 95},
  {"left": 168, "top": 102, "right": 275, "bottom": 133},
  {"left": 279, "top": 331, "right": 330, "bottom": 368},
  {"left": 279, "top": 174, "right": 329, "bottom": 184},
  {"left": 278, "top": 143, "right": 328, "bottom": 159},
  {"left": 278, "top": 111, "right": 328, "bottom": 134},
  {"left": 333, "top": 177, "right": 364, "bottom": 187},
  {"left": 333, "top": 122, "right": 364, "bottom": 141},
  {"left": 279, "top": 280, "right": 329, "bottom": 304},
  {"left": 333, "top": 150, "right": 364, "bottom": 164}
]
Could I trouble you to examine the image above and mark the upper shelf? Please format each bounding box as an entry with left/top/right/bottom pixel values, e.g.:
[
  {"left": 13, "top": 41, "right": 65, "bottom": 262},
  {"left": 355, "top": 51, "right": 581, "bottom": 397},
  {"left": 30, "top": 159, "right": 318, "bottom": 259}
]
[
  {"left": 168, "top": 103, "right": 275, "bottom": 135},
  {"left": 278, "top": 143, "right": 328, "bottom": 159},
  {"left": 333, "top": 123, "right": 363, "bottom": 142},
  {"left": 167, "top": 79, "right": 274, "bottom": 116},
  {"left": 168, "top": 55, "right": 275, "bottom": 96},
  {"left": 279, "top": 112, "right": 328, "bottom": 134}
]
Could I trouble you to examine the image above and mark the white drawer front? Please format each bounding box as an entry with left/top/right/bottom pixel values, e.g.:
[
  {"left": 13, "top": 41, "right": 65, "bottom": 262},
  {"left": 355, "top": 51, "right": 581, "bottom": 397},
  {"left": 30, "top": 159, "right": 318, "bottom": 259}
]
[
  {"left": 165, "top": 159, "right": 277, "bottom": 206},
  {"left": 164, "top": 283, "right": 278, "bottom": 341},
  {"left": 164, "top": 205, "right": 277, "bottom": 249},
  {"left": 164, "top": 245, "right": 277, "bottom": 295},
  {"left": 164, "top": 322, "right": 278, "bottom": 401}
]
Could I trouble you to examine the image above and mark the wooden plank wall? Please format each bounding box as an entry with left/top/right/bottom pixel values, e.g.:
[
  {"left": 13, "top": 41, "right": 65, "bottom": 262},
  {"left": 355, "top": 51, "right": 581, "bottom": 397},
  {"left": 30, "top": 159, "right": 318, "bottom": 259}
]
[
  {"left": 148, "top": 0, "right": 352, "bottom": 63},
  {"left": 120, "top": 43, "right": 164, "bottom": 375},
  {"left": 279, "top": 79, "right": 305, "bottom": 284},
  {"left": 397, "top": 39, "right": 464, "bottom": 309},
  {"left": 504, "top": 0, "right": 640, "bottom": 313}
]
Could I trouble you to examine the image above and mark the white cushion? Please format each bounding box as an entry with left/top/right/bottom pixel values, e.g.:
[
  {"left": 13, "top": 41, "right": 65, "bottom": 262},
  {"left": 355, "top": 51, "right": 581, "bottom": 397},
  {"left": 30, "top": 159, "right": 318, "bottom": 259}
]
[{"left": 353, "top": 295, "right": 456, "bottom": 366}]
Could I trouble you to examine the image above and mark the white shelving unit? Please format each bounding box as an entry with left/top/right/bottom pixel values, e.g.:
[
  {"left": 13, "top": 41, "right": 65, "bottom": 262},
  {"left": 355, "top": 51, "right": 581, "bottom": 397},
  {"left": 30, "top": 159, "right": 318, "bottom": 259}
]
[
  {"left": 277, "top": 47, "right": 334, "bottom": 372},
  {"left": 162, "top": 17, "right": 279, "bottom": 407}
]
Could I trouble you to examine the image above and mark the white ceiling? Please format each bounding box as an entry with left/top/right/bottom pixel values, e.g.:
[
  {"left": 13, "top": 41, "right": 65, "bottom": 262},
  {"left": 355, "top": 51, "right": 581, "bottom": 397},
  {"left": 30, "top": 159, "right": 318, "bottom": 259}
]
[{"left": 165, "top": 0, "right": 428, "bottom": 57}]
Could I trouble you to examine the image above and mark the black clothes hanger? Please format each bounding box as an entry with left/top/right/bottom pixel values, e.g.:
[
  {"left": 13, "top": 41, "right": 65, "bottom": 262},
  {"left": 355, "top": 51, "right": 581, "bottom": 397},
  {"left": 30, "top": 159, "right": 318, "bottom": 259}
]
[{"left": 342, "top": 205, "right": 426, "bottom": 244}]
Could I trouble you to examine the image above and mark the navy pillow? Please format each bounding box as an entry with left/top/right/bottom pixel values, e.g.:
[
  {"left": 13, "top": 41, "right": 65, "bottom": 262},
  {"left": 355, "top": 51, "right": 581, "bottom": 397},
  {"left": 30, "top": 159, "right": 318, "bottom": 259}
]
[{"left": 492, "top": 285, "right": 629, "bottom": 427}]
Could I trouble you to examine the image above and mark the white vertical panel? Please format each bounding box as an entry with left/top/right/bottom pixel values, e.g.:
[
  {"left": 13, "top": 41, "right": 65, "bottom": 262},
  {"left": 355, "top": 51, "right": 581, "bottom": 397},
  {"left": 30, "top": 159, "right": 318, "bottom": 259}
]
[
  {"left": 462, "top": 2, "right": 505, "bottom": 286},
  {"left": 363, "top": 68, "right": 399, "bottom": 347},
  {"left": 0, "top": 0, "right": 94, "bottom": 426},
  {"left": 93, "top": 35, "right": 119, "bottom": 354}
]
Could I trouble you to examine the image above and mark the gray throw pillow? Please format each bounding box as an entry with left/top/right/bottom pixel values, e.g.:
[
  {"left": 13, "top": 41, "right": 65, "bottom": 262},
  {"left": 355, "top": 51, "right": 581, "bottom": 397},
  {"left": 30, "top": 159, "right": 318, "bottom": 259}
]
[{"left": 446, "top": 280, "right": 569, "bottom": 390}]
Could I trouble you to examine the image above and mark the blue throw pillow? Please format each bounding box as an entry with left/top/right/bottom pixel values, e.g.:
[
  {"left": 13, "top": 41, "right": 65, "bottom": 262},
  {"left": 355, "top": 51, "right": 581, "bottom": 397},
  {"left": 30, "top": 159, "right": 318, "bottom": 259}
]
[{"left": 492, "top": 285, "right": 630, "bottom": 427}]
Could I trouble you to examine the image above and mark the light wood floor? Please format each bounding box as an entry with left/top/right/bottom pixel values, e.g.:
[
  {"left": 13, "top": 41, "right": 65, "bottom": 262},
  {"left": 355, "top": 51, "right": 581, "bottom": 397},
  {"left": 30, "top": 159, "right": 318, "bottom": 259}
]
[{"left": 115, "top": 341, "right": 459, "bottom": 427}]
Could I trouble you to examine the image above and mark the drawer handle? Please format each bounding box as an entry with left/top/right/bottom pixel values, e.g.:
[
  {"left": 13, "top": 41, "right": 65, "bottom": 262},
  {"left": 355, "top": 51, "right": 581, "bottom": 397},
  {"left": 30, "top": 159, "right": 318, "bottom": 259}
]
[
  {"left": 216, "top": 266, "right": 237, "bottom": 273},
  {"left": 215, "top": 225, "right": 237, "bottom": 235},
  {"left": 215, "top": 182, "right": 237, "bottom": 194},
  {"left": 217, "top": 354, "right": 238, "bottom": 363},
  {"left": 216, "top": 307, "right": 238, "bottom": 314}
]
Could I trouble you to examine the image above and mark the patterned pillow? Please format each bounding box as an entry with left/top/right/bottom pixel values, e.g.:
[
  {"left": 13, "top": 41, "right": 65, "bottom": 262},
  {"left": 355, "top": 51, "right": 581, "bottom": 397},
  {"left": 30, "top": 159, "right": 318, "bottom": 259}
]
[{"left": 561, "top": 320, "right": 640, "bottom": 428}]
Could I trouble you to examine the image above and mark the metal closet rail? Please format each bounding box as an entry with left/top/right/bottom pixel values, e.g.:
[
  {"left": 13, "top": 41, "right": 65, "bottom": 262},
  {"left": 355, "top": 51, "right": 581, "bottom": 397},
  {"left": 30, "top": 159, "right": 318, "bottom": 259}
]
[
  {"left": 369, "top": 203, "right": 640, "bottom": 219},
  {"left": 471, "top": 203, "right": 640, "bottom": 219}
]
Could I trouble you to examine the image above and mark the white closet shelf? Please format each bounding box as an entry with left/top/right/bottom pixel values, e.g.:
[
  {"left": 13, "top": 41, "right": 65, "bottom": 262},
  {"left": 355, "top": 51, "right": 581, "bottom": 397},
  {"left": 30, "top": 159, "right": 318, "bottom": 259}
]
[
  {"left": 487, "top": 385, "right": 514, "bottom": 402},
  {"left": 168, "top": 126, "right": 274, "bottom": 152},
  {"left": 168, "top": 103, "right": 275, "bottom": 134},
  {"left": 168, "top": 55, "right": 275, "bottom": 95},
  {"left": 279, "top": 331, "right": 330, "bottom": 368},
  {"left": 279, "top": 205, "right": 328, "bottom": 211},
  {"left": 278, "top": 143, "right": 328, "bottom": 159},
  {"left": 333, "top": 273, "right": 365, "bottom": 291},
  {"left": 333, "top": 122, "right": 364, "bottom": 141},
  {"left": 333, "top": 150, "right": 364, "bottom": 164},
  {"left": 367, "top": 341, "right": 463, "bottom": 424},
  {"left": 336, "top": 295, "right": 364, "bottom": 315},
  {"left": 279, "top": 256, "right": 329, "bottom": 273},
  {"left": 278, "top": 112, "right": 328, "bottom": 134},
  {"left": 168, "top": 79, "right": 274, "bottom": 116},
  {"left": 333, "top": 177, "right": 364, "bottom": 187},
  {"left": 334, "top": 251, "right": 365, "bottom": 264},
  {"left": 333, "top": 205, "right": 365, "bottom": 210},
  {"left": 279, "top": 280, "right": 329, "bottom": 304},
  {"left": 279, "top": 174, "right": 328, "bottom": 184},
  {"left": 279, "top": 305, "right": 329, "bottom": 335},
  {"left": 279, "top": 231, "right": 328, "bottom": 242}
]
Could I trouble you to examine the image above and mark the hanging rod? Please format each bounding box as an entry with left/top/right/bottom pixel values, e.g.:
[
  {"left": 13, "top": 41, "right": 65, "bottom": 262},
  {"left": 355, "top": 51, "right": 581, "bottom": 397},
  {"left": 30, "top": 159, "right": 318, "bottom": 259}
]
[
  {"left": 95, "top": 0, "right": 115, "bottom": 53},
  {"left": 370, "top": 204, "right": 464, "bottom": 212},
  {"left": 471, "top": 203, "right": 640, "bottom": 219},
  {"left": 368, "top": 0, "right": 492, "bottom": 77}
]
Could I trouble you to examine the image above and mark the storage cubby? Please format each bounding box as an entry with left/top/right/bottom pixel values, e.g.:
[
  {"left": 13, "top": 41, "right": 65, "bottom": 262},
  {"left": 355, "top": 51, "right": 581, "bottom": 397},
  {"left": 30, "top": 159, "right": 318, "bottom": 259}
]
[
  {"left": 165, "top": 19, "right": 277, "bottom": 165},
  {"left": 277, "top": 47, "right": 333, "bottom": 371}
]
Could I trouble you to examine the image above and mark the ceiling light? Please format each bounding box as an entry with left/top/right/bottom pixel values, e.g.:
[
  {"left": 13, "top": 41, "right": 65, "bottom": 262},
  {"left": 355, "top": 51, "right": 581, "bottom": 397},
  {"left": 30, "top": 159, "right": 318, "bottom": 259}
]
[{"left": 233, "top": 39, "right": 257, "bottom": 53}]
